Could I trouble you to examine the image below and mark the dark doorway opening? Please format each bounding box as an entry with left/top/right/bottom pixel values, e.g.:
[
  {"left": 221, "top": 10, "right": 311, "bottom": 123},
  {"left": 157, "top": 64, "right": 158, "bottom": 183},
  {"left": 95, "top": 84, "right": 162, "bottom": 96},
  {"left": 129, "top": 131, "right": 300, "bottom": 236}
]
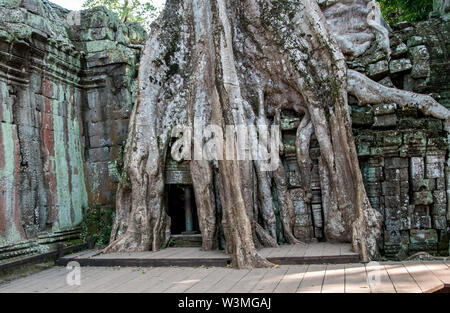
[{"left": 166, "top": 184, "right": 199, "bottom": 235}]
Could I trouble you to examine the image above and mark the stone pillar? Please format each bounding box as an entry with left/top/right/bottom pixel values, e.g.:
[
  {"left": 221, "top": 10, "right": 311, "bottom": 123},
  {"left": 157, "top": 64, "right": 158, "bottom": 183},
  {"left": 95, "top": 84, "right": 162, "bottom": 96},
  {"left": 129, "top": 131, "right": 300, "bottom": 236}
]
[{"left": 184, "top": 186, "right": 194, "bottom": 233}]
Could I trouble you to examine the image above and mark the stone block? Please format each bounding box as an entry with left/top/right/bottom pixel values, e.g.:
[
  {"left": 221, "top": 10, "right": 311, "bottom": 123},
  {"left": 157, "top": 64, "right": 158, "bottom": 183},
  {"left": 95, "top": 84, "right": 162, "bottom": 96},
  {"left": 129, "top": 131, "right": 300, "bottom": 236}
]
[
  {"left": 411, "top": 215, "right": 432, "bottom": 229},
  {"left": 426, "top": 158, "right": 445, "bottom": 179},
  {"left": 389, "top": 58, "right": 412, "bottom": 74},
  {"left": 409, "top": 45, "right": 430, "bottom": 60},
  {"left": 383, "top": 132, "right": 403, "bottom": 147},
  {"left": 368, "top": 60, "right": 389, "bottom": 79},
  {"left": 374, "top": 114, "right": 397, "bottom": 128},
  {"left": 295, "top": 214, "right": 311, "bottom": 227},
  {"left": 410, "top": 229, "right": 438, "bottom": 244},
  {"left": 88, "top": 146, "right": 111, "bottom": 163},
  {"left": 385, "top": 219, "right": 400, "bottom": 231},
  {"left": 385, "top": 157, "right": 409, "bottom": 169},
  {"left": 89, "top": 135, "right": 112, "bottom": 148},
  {"left": 435, "top": 177, "right": 446, "bottom": 190},
  {"left": 409, "top": 45, "right": 430, "bottom": 78},
  {"left": 411, "top": 178, "right": 434, "bottom": 192},
  {"left": 351, "top": 110, "right": 374, "bottom": 126},
  {"left": 392, "top": 43, "right": 408, "bottom": 57},
  {"left": 385, "top": 168, "right": 408, "bottom": 181},
  {"left": 384, "top": 196, "right": 401, "bottom": 210},
  {"left": 385, "top": 229, "right": 401, "bottom": 244},
  {"left": 433, "top": 216, "right": 447, "bottom": 230},
  {"left": 410, "top": 157, "right": 425, "bottom": 180},
  {"left": 407, "top": 36, "right": 425, "bottom": 47},
  {"left": 382, "top": 181, "right": 400, "bottom": 196},
  {"left": 413, "top": 191, "right": 433, "bottom": 206},
  {"left": 294, "top": 226, "right": 313, "bottom": 242},
  {"left": 88, "top": 120, "right": 111, "bottom": 137},
  {"left": 412, "top": 60, "right": 430, "bottom": 79},
  {"left": 400, "top": 216, "right": 411, "bottom": 230}
]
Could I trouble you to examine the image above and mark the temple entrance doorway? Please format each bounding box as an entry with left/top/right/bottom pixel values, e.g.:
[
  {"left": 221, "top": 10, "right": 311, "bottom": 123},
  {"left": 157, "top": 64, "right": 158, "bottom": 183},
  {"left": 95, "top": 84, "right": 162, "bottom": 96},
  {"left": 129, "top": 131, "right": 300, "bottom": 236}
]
[
  {"left": 165, "top": 158, "right": 202, "bottom": 247},
  {"left": 166, "top": 184, "right": 199, "bottom": 235}
]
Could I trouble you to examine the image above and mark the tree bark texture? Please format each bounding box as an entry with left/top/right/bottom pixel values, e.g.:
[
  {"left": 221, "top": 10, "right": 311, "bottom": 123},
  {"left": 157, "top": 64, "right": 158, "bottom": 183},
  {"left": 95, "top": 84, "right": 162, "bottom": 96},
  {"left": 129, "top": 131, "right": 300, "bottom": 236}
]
[{"left": 105, "top": 0, "right": 450, "bottom": 268}]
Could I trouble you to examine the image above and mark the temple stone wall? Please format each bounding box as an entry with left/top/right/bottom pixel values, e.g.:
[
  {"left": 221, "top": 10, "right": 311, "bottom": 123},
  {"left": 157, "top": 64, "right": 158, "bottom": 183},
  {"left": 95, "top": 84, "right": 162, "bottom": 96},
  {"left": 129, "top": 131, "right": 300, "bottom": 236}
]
[
  {"left": 0, "top": 0, "right": 145, "bottom": 260},
  {"left": 281, "top": 13, "right": 450, "bottom": 258},
  {"left": 351, "top": 14, "right": 450, "bottom": 258}
]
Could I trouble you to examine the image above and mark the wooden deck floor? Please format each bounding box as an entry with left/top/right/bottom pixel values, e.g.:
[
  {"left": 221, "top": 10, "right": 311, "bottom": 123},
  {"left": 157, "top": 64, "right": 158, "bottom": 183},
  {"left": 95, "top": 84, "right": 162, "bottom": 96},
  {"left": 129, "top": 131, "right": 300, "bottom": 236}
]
[
  {"left": 56, "top": 243, "right": 360, "bottom": 267},
  {"left": 0, "top": 261, "right": 449, "bottom": 293}
]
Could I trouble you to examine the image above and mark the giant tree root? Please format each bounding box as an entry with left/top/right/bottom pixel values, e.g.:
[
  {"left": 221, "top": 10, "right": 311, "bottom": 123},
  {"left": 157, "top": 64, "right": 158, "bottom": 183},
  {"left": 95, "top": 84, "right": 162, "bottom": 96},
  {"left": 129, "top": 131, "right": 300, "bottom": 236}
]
[{"left": 103, "top": 0, "right": 449, "bottom": 268}]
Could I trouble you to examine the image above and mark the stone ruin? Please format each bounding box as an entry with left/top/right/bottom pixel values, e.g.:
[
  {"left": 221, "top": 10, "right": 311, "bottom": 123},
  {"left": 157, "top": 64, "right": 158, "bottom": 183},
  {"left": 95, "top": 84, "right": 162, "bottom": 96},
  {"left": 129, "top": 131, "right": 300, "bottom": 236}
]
[{"left": 0, "top": 0, "right": 449, "bottom": 262}]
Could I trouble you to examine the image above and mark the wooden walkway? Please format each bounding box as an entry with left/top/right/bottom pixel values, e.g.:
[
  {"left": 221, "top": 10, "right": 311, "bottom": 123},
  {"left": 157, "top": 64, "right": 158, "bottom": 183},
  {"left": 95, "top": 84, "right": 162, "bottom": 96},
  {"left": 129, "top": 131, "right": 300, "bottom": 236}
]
[
  {"left": 56, "top": 243, "right": 360, "bottom": 267},
  {"left": 0, "top": 261, "right": 449, "bottom": 293}
]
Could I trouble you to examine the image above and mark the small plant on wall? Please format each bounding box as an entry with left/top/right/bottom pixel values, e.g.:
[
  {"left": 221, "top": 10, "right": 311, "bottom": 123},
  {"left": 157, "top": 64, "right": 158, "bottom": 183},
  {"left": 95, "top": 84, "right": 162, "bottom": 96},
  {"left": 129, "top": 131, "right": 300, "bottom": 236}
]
[{"left": 81, "top": 206, "right": 115, "bottom": 247}]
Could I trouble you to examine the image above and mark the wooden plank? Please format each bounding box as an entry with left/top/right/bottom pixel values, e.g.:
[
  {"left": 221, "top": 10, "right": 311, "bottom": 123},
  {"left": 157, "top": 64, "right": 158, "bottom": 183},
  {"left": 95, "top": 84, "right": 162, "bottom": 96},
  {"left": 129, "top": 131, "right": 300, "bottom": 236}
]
[
  {"left": 142, "top": 267, "right": 194, "bottom": 293},
  {"left": 76, "top": 250, "right": 101, "bottom": 259},
  {"left": 1, "top": 267, "right": 68, "bottom": 293},
  {"left": 186, "top": 268, "right": 230, "bottom": 293},
  {"left": 273, "top": 265, "right": 308, "bottom": 293},
  {"left": 44, "top": 267, "right": 108, "bottom": 293},
  {"left": 171, "top": 248, "right": 202, "bottom": 259},
  {"left": 228, "top": 268, "right": 268, "bottom": 293},
  {"left": 206, "top": 269, "right": 250, "bottom": 293},
  {"left": 100, "top": 268, "right": 161, "bottom": 293},
  {"left": 77, "top": 267, "right": 137, "bottom": 293},
  {"left": 142, "top": 248, "right": 187, "bottom": 259},
  {"left": 422, "top": 261, "right": 450, "bottom": 287},
  {"left": 304, "top": 244, "right": 323, "bottom": 257},
  {"left": 322, "top": 243, "right": 341, "bottom": 257},
  {"left": 365, "top": 262, "right": 396, "bottom": 293},
  {"left": 251, "top": 267, "right": 289, "bottom": 293},
  {"left": 0, "top": 267, "right": 62, "bottom": 292},
  {"left": 268, "top": 245, "right": 293, "bottom": 258},
  {"left": 321, "top": 264, "right": 345, "bottom": 293},
  {"left": 340, "top": 245, "right": 358, "bottom": 256},
  {"left": 384, "top": 263, "right": 422, "bottom": 293},
  {"left": 402, "top": 262, "right": 444, "bottom": 293},
  {"left": 164, "top": 268, "right": 212, "bottom": 293},
  {"left": 297, "top": 264, "right": 326, "bottom": 293},
  {"left": 111, "top": 267, "right": 172, "bottom": 293},
  {"left": 286, "top": 244, "right": 308, "bottom": 258},
  {"left": 345, "top": 264, "right": 370, "bottom": 293}
]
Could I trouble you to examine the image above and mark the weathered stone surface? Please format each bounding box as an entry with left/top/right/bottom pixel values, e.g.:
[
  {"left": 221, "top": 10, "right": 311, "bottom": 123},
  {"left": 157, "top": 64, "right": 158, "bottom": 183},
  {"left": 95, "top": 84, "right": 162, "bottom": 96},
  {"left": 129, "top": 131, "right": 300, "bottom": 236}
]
[
  {"left": 413, "top": 191, "right": 434, "bottom": 206},
  {"left": 410, "top": 229, "right": 438, "bottom": 244},
  {"left": 374, "top": 114, "right": 397, "bottom": 128},
  {"left": 0, "top": 0, "right": 146, "bottom": 256},
  {"left": 368, "top": 60, "right": 389, "bottom": 79},
  {"left": 409, "top": 45, "right": 430, "bottom": 79},
  {"left": 389, "top": 59, "right": 412, "bottom": 75},
  {"left": 407, "top": 36, "right": 425, "bottom": 47},
  {"left": 392, "top": 43, "right": 408, "bottom": 58}
]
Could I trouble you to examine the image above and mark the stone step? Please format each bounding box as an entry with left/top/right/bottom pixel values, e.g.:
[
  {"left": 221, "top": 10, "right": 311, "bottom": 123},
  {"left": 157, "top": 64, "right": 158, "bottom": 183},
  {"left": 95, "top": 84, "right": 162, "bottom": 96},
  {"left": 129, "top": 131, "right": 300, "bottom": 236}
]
[{"left": 170, "top": 234, "right": 202, "bottom": 247}]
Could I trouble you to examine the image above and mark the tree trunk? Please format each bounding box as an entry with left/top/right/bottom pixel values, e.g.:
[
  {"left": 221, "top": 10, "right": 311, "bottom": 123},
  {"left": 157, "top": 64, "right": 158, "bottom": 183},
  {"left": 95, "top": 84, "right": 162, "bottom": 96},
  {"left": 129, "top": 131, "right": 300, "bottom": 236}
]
[{"left": 104, "top": 0, "right": 450, "bottom": 268}]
